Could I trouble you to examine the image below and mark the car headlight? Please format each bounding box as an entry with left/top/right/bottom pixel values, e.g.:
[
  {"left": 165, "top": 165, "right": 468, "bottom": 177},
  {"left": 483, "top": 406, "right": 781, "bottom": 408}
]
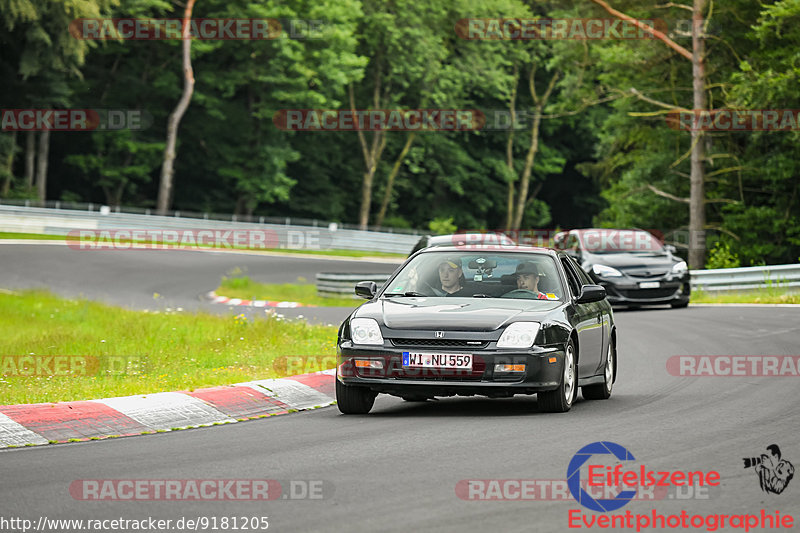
[
  {"left": 350, "top": 318, "right": 384, "bottom": 345},
  {"left": 671, "top": 261, "right": 688, "bottom": 276},
  {"left": 497, "top": 322, "right": 540, "bottom": 349},
  {"left": 592, "top": 264, "right": 623, "bottom": 278}
]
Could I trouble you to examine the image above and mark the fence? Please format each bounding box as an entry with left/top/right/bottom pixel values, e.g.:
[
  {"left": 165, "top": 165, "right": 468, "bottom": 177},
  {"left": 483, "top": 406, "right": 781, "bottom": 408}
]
[{"left": 0, "top": 204, "right": 421, "bottom": 254}]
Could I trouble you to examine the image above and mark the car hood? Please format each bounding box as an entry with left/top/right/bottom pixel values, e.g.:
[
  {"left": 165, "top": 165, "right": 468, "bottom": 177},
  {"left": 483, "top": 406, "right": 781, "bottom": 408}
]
[
  {"left": 588, "top": 252, "right": 677, "bottom": 271},
  {"left": 355, "top": 297, "right": 562, "bottom": 331}
]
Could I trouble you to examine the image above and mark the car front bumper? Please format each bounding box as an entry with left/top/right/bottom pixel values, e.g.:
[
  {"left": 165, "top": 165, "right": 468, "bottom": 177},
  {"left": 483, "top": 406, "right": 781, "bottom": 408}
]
[
  {"left": 597, "top": 277, "right": 690, "bottom": 306},
  {"left": 337, "top": 342, "right": 566, "bottom": 398}
]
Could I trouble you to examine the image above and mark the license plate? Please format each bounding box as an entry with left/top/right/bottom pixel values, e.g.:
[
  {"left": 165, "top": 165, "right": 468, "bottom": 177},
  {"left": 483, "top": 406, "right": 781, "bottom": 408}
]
[
  {"left": 402, "top": 352, "right": 472, "bottom": 369},
  {"left": 639, "top": 281, "right": 660, "bottom": 289}
]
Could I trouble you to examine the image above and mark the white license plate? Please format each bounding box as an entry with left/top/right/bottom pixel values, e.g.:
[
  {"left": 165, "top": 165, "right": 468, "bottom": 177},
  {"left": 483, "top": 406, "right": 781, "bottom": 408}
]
[
  {"left": 639, "top": 281, "right": 660, "bottom": 289},
  {"left": 402, "top": 352, "right": 472, "bottom": 369}
]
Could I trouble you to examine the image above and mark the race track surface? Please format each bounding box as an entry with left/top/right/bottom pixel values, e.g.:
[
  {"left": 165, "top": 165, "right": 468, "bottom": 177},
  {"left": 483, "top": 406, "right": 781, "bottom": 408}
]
[
  {"left": 0, "top": 243, "right": 399, "bottom": 324},
  {"left": 2, "top": 243, "right": 799, "bottom": 532}
]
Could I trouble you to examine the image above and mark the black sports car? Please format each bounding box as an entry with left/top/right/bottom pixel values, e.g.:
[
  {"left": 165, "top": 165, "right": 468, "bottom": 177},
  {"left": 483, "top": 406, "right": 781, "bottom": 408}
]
[
  {"left": 336, "top": 247, "right": 617, "bottom": 414},
  {"left": 554, "top": 228, "right": 691, "bottom": 308}
]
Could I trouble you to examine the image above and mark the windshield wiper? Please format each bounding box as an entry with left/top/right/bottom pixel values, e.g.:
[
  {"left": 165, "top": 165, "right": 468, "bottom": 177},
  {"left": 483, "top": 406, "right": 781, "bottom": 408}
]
[
  {"left": 472, "top": 293, "right": 492, "bottom": 298},
  {"left": 383, "top": 291, "right": 427, "bottom": 297}
]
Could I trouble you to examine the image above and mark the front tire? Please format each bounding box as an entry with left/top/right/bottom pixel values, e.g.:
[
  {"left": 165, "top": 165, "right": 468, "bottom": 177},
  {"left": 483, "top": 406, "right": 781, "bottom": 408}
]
[
  {"left": 671, "top": 300, "right": 689, "bottom": 309},
  {"left": 582, "top": 337, "right": 614, "bottom": 400},
  {"left": 538, "top": 339, "right": 577, "bottom": 413},
  {"left": 336, "top": 379, "right": 376, "bottom": 414}
]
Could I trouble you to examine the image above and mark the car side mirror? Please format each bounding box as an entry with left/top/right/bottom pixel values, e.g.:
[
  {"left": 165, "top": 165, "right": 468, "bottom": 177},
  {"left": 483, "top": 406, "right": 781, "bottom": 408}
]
[
  {"left": 355, "top": 281, "right": 378, "bottom": 299},
  {"left": 576, "top": 284, "right": 606, "bottom": 304},
  {"left": 665, "top": 244, "right": 677, "bottom": 254}
]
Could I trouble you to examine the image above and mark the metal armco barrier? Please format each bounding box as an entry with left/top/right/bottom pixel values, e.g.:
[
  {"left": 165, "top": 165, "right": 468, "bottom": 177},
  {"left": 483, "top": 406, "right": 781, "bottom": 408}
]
[
  {"left": 316, "top": 273, "right": 393, "bottom": 299},
  {"left": 689, "top": 264, "right": 800, "bottom": 292},
  {"left": 3, "top": 204, "right": 798, "bottom": 293},
  {"left": 316, "top": 265, "right": 800, "bottom": 299},
  {"left": 0, "top": 204, "right": 420, "bottom": 254}
]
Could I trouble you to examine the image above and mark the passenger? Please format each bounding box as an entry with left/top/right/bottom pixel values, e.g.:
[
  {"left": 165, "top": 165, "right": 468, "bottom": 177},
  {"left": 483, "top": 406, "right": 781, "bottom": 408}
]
[
  {"left": 438, "top": 258, "right": 469, "bottom": 296},
  {"left": 510, "top": 262, "right": 548, "bottom": 299}
]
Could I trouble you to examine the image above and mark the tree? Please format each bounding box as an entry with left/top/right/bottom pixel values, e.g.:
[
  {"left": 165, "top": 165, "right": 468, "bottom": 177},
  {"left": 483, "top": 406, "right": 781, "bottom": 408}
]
[
  {"left": 588, "top": 0, "right": 708, "bottom": 268},
  {"left": 156, "top": 0, "right": 196, "bottom": 214},
  {"left": 0, "top": 0, "right": 119, "bottom": 200}
]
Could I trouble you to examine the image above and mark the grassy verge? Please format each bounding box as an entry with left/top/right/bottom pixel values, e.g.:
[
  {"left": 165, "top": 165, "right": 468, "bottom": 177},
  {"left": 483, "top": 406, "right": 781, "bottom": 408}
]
[
  {"left": 0, "top": 231, "right": 406, "bottom": 259},
  {"left": 218, "top": 276, "right": 361, "bottom": 307},
  {"left": 692, "top": 287, "right": 800, "bottom": 304},
  {"left": 0, "top": 290, "right": 338, "bottom": 405}
]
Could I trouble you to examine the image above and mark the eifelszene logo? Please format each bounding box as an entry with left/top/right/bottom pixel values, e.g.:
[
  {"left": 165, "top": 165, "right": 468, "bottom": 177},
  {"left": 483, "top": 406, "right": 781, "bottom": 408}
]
[
  {"left": 567, "top": 441, "right": 638, "bottom": 512},
  {"left": 743, "top": 444, "right": 794, "bottom": 495}
]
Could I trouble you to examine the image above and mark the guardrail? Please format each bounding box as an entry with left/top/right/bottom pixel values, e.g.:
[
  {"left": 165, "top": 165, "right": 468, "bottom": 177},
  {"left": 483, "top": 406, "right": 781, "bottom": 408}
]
[
  {"left": 315, "top": 265, "right": 800, "bottom": 299},
  {"left": 689, "top": 264, "right": 800, "bottom": 292},
  {"left": 316, "top": 273, "right": 393, "bottom": 299},
  {"left": 0, "top": 204, "right": 421, "bottom": 254}
]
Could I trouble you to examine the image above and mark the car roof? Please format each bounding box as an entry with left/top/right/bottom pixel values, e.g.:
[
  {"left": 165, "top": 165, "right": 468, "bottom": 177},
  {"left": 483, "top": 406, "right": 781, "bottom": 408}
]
[
  {"left": 417, "top": 245, "right": 557, "bottom": 256},
  {"left": 427, "top": 233, "right": 515, "bottom": 246},
  {"left": 570, "top": 227, "right": 654, "bottom": 235}
]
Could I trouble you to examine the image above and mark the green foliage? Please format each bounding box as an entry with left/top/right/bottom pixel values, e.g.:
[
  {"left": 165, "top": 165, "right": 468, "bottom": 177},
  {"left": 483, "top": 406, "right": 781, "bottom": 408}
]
[
  {"left": 0, "top": 0, "right": 797, "bottom": 265},
  {"left": 428, "top": 216, "right": 457, "bottom": 235},
  {"left": 706, "top": 241, "right": 741, "bottom": 269}
]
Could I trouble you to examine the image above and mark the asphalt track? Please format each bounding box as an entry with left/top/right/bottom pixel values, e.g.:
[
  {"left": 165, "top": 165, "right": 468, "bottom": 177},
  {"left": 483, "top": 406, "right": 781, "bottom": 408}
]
[
  {"left": 0, "top": 242, "right": 401, "bottom": 324},
  {"left": 2, "top": 243, "right": 800, "bottom": 532}
]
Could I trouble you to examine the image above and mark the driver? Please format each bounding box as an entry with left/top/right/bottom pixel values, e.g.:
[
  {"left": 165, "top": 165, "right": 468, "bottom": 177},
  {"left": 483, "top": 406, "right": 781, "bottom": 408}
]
[
  {"left": 511, "top": 262, "right": 548, "bottom": 299},
  {"left": 438, "top": 257, "right": 468, "bottom": 296}
]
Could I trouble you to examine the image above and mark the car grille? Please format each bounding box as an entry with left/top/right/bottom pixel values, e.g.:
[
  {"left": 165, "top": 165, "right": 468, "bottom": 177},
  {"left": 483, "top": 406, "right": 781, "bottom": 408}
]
[
  {"left": 618, "top": 288, "right": 678, "bottom": 299},
  {"left": 623, "top": 268, "right": 669, "bottom": 279},
  {"left": 389, "top": 339, "right": 489, "bottom": 349}
]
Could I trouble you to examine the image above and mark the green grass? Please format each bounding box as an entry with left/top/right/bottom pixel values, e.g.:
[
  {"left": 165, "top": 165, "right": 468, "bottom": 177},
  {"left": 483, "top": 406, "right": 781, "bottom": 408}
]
[
  {"left": 0, "top": 231, "right": 406, "bottom": 258},
  {"left": 0, "top": 231, "right": 66, "bottom": 240},
  {"left": 0, "top": 290, "right": 338, "bottom": 405},
  {"left": 218, "top": 276, "right": 362, "bottom": 307},
  {"left": 692, "top": 287, "right": 800, "bottom": 304}
]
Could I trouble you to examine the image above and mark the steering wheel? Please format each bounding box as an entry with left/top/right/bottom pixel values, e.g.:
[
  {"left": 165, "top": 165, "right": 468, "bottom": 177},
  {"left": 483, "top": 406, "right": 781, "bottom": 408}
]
[{"left": 501, "top": 289, "right": 540, "bottom": 299}]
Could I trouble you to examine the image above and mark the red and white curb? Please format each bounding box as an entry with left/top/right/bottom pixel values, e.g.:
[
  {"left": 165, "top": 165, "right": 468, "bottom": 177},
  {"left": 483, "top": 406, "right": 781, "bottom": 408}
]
[
  {"left": 0, "top": 369, "right": 335, "bottom": 448},
  {"left": 207, "top": 291, "right": 312, "bottom": 308}
]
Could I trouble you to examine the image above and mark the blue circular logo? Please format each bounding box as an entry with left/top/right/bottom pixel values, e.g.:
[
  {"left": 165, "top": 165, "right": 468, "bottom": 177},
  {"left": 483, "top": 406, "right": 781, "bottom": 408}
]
[{"left": 567, "top": 441, "right": 637, "bottom": 512}]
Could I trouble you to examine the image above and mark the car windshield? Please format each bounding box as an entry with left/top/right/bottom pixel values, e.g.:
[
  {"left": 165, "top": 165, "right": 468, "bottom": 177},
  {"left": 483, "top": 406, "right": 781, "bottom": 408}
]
[
  {"left": 384, "top": 252, "right": 563, "bottom": 300},
  {"left": 578, "top": 229, "right": 665, "bottom": 254}
]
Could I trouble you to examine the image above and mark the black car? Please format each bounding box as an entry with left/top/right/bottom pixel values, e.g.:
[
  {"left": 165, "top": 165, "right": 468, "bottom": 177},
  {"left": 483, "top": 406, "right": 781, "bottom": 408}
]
[
  {"left": 554, "top": 229, "right": 690, "bottom": 309},
  {"left": 335, "top": 247, "right": 617, "bottom": 414}
]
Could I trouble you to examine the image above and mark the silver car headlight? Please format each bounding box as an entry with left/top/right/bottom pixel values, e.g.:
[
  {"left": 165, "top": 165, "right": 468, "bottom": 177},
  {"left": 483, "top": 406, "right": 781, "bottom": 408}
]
[
  {"left": 592, "top": 264, "right": 623, "bottom": 278},
  {"left": 671, "top": 261, "right": 688, "bottom": 276},
  {"left": 497, "top": 322, "right": 540, "bottom": 349},
  {"left": 350, "top": 318, "right": 384, "bottom": 345}
]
